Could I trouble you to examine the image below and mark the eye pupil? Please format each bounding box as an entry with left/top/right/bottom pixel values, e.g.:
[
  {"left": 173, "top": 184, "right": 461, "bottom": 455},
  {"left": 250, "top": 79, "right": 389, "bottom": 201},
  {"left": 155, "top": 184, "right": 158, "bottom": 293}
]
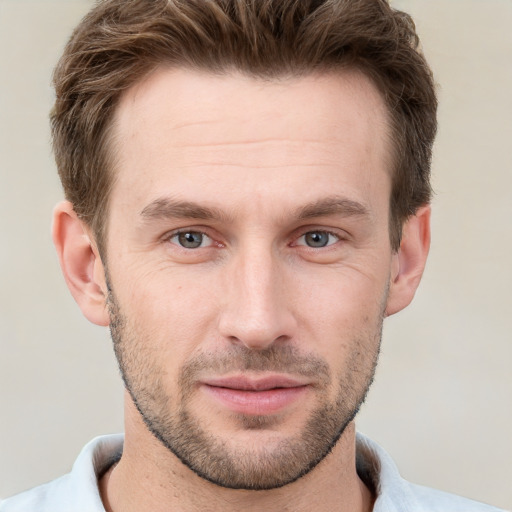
[
  {"left": 305, "top": 231, "right": 329, "bottom": 247},
  {"left": 178, "top": 232, "right": 203, "bottom": 248}
]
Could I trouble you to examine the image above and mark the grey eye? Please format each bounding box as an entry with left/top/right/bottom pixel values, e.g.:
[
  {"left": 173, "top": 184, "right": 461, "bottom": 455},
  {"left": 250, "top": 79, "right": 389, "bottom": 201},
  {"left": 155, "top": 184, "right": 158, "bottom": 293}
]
[
  {"left": 177, "top": 231, "right": 205, "bottom": 248},
  {"left": 297, "top": 231, "right": 340, "bottom": 248},
  {"left": 304, "top": 231, "right": 330, "bottom": 247}
]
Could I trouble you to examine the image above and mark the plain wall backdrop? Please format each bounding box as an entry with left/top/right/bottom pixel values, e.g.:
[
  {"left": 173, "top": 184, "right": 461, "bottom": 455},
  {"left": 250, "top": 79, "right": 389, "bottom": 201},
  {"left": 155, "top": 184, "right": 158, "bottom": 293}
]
[{"left": 0, "top": 0, "right": 511, "bottom": 509}]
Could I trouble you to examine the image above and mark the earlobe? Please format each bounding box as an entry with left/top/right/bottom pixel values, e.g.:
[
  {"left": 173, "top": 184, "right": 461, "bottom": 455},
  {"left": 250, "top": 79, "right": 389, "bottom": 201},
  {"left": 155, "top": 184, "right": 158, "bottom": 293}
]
[
  {"left": 52, "top": 201, "right": 110, "bottom": 326},
  {"left": 386, "top": 205, "right": 431, "bottom": 316}
]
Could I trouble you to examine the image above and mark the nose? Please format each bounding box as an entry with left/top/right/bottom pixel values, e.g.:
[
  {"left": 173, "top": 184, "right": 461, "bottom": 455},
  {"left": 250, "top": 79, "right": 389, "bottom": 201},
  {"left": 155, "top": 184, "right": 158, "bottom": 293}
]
[{"left": 218, "top": 245, "right": 297, "bottom": 350}]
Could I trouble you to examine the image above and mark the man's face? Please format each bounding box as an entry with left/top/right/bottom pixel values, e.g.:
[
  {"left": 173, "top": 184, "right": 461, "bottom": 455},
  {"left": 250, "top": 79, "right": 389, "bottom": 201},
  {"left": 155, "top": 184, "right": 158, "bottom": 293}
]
[{"left": 104, "top": 69, "right": 395, "bottom": 489}]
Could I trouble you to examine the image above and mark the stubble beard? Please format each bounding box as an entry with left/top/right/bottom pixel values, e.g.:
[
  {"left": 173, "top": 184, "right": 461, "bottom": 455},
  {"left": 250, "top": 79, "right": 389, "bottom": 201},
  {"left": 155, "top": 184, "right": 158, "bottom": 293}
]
[{"left": 107, "top": 288, "right": 383, "bottom": 491}]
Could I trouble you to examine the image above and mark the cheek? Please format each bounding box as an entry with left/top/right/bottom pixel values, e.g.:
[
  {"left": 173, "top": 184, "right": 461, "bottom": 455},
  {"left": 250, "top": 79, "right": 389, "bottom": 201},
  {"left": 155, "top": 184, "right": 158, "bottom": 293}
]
[
  {"left": 296, "top": 264, "right": 388, "bottom": 321},
  {"left": 118, "top": 266, "right": 221, "bottom": 356},
  {"left": 292, "top": 266, "right": 387, "bottom": 361}
]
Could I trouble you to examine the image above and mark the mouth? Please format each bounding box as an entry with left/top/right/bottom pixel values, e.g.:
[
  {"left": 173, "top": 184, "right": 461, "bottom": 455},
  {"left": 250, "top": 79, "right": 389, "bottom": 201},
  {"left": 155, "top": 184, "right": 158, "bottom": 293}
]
[{"left": 200, "top": 375, "right": 310, "bottom": 415}]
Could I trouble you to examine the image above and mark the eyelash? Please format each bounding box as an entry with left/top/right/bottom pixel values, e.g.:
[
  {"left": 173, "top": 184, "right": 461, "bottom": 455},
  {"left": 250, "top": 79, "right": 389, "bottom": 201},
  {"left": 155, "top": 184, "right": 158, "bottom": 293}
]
[
  {"left": 167, "top": 230, "right": 216, "bottom": 249},
  {"left": 293, "top": 230, "right": 341, "bottom": 249},
  {"left": 165, "top": 228, "right": 344, "bottom": 251}
]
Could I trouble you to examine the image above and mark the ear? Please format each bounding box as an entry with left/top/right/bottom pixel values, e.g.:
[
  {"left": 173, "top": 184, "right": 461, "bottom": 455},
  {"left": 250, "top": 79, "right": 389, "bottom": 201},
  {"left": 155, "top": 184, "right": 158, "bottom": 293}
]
[
  {"left": 52, "top": 200, "right": 110, "bottom": 326},
  {"left": 386, "top": 205, "right": 431, "bottom": 316}
]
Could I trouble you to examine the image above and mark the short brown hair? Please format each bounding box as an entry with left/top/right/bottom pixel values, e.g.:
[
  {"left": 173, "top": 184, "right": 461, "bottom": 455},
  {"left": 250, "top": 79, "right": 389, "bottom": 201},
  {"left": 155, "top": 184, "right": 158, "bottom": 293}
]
[{"left": 51, "top": 0, "right": 437, "bottom": 252}]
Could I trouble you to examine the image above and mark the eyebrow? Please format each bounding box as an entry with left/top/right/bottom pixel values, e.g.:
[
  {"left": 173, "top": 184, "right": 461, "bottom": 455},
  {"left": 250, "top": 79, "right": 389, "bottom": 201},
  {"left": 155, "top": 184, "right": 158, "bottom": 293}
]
[
  {"left": 140, "top": 198, "right": 234, "bottom": 223},
  {"left": 139, "top": 195, "right": 369, "bottom": 224},
  {"left": 296, "top": 196, "right": 370, "bottom": 220}
]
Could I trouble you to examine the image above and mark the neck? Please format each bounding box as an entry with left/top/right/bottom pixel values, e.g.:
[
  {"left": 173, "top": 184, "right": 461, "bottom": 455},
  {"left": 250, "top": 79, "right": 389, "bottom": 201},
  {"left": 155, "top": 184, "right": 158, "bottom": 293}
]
[{"left": 100, "top": 396, "right": 374, "bottom": 512}]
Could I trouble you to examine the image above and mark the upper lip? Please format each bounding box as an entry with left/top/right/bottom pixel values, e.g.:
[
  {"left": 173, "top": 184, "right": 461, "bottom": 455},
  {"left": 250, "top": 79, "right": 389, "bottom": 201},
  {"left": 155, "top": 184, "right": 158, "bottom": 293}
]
[{"left": 201, "top": 375, "right": 310, "bottom": 391}]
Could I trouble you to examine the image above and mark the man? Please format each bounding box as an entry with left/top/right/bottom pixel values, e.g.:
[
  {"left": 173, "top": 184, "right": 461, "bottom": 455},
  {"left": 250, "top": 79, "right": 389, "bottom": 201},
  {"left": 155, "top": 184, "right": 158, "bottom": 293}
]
[{"left": 0, "top": 0, "right": 506, "bottom": 511}]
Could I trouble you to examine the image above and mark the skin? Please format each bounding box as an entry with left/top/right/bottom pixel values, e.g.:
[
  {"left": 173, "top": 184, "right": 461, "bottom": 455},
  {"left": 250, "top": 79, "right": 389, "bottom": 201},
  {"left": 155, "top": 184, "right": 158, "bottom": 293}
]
[{"left": 53, "top": 68, "right": 430, "bottom": 512}]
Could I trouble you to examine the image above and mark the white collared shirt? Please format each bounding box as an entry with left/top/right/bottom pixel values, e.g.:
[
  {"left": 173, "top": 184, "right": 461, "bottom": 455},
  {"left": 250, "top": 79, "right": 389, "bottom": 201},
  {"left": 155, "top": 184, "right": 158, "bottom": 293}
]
[{"left": 0, "top": 433, "right": 506, "bottom": 511}]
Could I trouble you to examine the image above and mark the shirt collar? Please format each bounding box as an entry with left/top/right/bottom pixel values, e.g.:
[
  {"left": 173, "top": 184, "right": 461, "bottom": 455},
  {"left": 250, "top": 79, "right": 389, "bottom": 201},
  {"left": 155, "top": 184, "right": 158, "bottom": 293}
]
[
  {"left": 69, "top": 432, "right": 424, "bottom": 512},
  {"left": 356, "top": 432, "right": 425, "bottom": 512}
]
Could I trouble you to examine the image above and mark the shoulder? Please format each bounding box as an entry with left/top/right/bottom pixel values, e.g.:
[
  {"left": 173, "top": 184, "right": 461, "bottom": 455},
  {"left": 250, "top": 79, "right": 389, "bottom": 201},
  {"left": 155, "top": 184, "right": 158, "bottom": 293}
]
[
  {"left": 355, "top": 432, "right": 508, "bottom": 512},
  {"left": 0, "top": 434, "right": 123, "bottom": 512},
  {"left": 406, "top": 482, "right": 508, "bottom": 512},
  {"left": 0, "top": 477, "right": 67, "bottom": 512}
]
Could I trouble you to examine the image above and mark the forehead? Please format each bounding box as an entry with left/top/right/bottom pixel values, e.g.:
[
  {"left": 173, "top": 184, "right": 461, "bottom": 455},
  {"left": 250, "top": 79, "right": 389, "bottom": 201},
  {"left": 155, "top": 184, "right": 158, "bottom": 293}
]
[
  {"left": 114, "top": 67, "right": 390, "bottom": 152},
  {"left": 108, "top": 67, "right": 392, "bottom": 220}
]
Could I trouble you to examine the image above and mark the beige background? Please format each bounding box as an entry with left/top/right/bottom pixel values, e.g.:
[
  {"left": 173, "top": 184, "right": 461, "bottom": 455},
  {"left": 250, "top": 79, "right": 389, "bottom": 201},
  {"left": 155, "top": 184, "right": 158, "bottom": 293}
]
[{"left": 0, "top": 0, "right": 511, "bottom": 509}]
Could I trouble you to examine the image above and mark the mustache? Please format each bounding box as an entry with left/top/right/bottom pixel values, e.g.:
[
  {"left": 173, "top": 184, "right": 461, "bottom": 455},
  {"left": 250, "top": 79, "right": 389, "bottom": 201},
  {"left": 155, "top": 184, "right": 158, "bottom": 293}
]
[{"left": 180, "top": 344, "right": 331, "bottom": 388}]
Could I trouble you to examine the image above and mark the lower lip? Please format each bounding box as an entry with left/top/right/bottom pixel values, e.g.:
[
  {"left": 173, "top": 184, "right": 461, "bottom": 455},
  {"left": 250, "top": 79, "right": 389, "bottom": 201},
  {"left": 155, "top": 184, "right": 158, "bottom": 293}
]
[{"left": 201, "top": 385, "right": 309, "bottom": 415}]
